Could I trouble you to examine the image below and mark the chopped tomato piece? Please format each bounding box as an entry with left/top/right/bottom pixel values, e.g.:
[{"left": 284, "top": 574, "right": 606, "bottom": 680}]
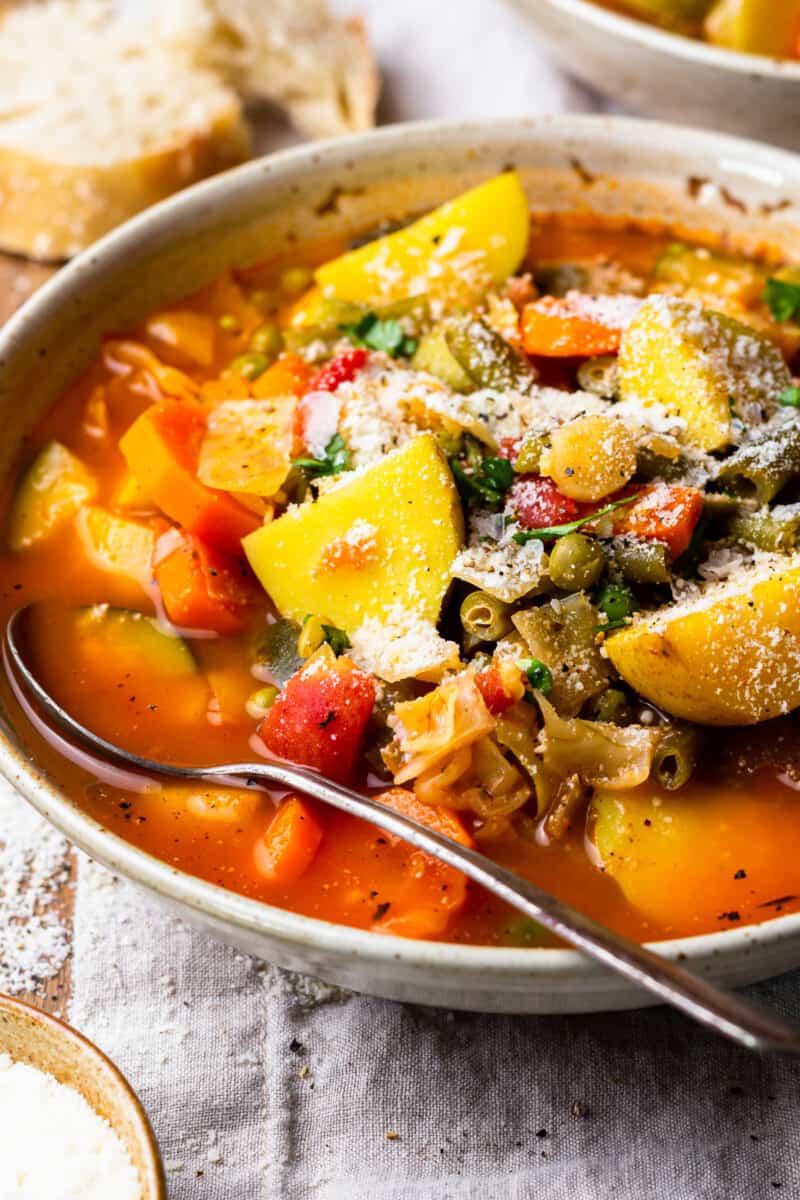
[
  {"left": 509, "top": 475, "right": 580, "bottom": 530},
  {"left": 613, "top": 484, "right": 703, "bottom": 559},
  {"left": 251, "top": 353, "right": 314, "bottom": 400},
  {"left": 260, "top": 651, "right": 376, "bottom": 784},
  {"left": 497, "top": 436, "right": 521, "bottom": 463},
  {"left": 474, "top": 666, "right": 517, "bottom": 716},
  {"left": 253, "top": 795, "right": 323, "bottom": 884},
  {"left": 521, "top": 295, "right": 627, "bottom": 357},
  {"left": 154, "top": 531, "right": 262, "bottom": 634},
  {"left": 370, "top": 787, "right": 473, "bottom": 939},
  {"left": 310, "top": 347, "right": 368, "bottom": 393},
  {"left": 119, "top": 402, "right": 259, "bottom": 553}
]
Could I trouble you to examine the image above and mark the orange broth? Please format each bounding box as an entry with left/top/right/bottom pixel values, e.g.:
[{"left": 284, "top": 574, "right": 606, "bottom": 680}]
[{"left": 3, "top": 217, "right": 800, "bottom": 948}]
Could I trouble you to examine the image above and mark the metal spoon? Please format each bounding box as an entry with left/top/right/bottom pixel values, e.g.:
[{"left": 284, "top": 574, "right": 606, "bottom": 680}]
[{"left": 5, "top": 605, "right": 800, "bottom": 1054}]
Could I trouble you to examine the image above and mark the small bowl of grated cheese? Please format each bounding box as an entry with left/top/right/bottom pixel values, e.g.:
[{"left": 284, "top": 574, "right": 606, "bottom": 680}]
[{"left": 0, "top": 993, "right": 164, "bottom": 1200}]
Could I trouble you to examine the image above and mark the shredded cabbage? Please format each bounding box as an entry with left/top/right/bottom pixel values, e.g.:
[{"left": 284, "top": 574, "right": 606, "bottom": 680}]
[
  {"left": 537, "top": 695, "right": 662, "bottom": 789},
  {"left": 383, "top": 673, "right": 495, "bottom": 785}
]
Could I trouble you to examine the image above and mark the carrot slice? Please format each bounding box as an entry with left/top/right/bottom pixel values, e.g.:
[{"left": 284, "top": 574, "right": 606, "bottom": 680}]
[
  {"left": 253, "top": 796, "right": 324, "bottom": 884},
  {"left": 613, "top": 483, "right": 703, "bottom": 559},
  {"left": 154, "top": 531, "right": 261, "bottom": 634},
  {"left": 521, "top": 296, "right": 625, "bottom": 357},
  {"left": 251, "top": 353, "right": 313, "bottom": 400},
  {"left": 119, "top": 402, "right": 259, "bottom": 553},
  {"left": 371, "top": 787, "right": 473, "bottom": 939}
]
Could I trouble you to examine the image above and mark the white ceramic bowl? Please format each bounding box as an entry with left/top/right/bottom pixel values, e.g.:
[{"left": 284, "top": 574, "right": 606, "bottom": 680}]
[
  {"left": 4, "top": 116, "right": 800, "bottom": 1014},
  {"left": 514, "top": 0, "right": 800, "bottom": 151}
]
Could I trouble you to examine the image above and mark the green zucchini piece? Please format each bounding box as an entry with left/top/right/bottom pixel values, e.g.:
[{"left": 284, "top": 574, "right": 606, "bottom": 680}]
[
  {"left": 254, "top": 617, "right": 304, "bottom": 686},
  {"left": 77, "top": 605, "right": 196, "bottom": 676},
  {"left": 8, "top": 441, "right": 97, "bottom": 552},
  {"left": 412, "top": 325, "right": 474, "bottom": 392}
]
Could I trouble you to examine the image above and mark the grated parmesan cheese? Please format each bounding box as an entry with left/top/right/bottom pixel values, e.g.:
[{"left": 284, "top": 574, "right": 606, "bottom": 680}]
[
  {"left": 451, "top": 511, "right": 548, "bottom": 603},
  {"left": 349, "top": 604, "right": 461, "bottom": 683},
  {"left": 0, "top": 1052, "right": 142, "bottom": 1199}
]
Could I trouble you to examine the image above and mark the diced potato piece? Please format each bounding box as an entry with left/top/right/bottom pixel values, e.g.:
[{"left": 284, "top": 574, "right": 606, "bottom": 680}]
[
  {"left": 315, "top": 172, "right": 529, "bottom": 306},
  {"left": 617, "top": 296, "right": 791, "bottom": 451},
  {"left": 76, "top": 507, "right": 155, "bottom": 592},
  {"left": 705, "top": 0, "right": 800, "bottom": 56},
  {"left": 590, "top": 781, "right": 800, "bottom": 926},
  {"left": 243, "top": 433, "right": 464, "bottom": 630},
  {"left": 606, "top": 556, "right": 800, "bottom": 724},
  {"left": 7, "top": 441, "right": 97, "bottom": 552},
  {"left": 197, "top": 397, "right": 297, "bottom": 497},
  {"left": 145, "top": 310, "right": 216, "bottom": 368},
  {"left": 652, "top": 243, "right": 766, "bottom": 309},
  {"left": 112, "top": 470, "right": 153, "bottom": 511},
  {"left": 542, "top": 414, "right": 637, "bottom": 501}
]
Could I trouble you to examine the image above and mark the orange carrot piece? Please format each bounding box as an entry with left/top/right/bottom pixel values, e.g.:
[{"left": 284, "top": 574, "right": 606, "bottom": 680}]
[
  {"left": 521, "top": 296, "right": 624, "bottom": 358},
  {"left": 253, "top": 796, "right": 324, "bottom": 884},
  {"left": 251, "top": 353, "right": 313, "bottom": 400},
  {"left": 154, "top": 532, "right": 261, "bottom": 635},
  {"left": 119, "top": 402, "right": 259, "bottom": 553},
  {"left": 613, "top": 484, "right": 703, "bottom": 559},
  {"left": 371, "top": 788, "right": 473, "bottom": 939}
]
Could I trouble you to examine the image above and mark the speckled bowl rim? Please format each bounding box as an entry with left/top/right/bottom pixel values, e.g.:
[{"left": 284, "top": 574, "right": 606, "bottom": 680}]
[
  {"left": 2, "top": 114, "right": 800, "bottom": 1000},
  {"left": 0, "top": 992, "right": 165, "bottom": 1197},
  {"left": 536, "top": 0, "right": 800, "bottom": 78}
]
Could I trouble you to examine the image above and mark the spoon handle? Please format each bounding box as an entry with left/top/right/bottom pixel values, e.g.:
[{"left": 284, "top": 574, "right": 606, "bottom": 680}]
[{"left": 217, "top": 760, "right": 800, "bottom": 1054}]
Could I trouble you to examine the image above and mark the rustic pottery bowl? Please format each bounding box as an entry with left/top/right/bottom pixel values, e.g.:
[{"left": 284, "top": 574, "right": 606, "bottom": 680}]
[
  {"left": 3, "top": 116, "right": 800, "bottom": 1014},
  {"left": 514, "top": 0, "right": 800, "bottom": 151},
  {"left": 0, "top": 993, "right": 165, "bottom": 1198}
]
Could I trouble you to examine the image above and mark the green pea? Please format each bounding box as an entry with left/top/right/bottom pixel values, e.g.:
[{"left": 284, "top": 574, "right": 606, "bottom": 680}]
[
  {"left": 231, "top": 352, "right": 270, "bottom": 381},
  {"left": 250, "top": 288, "right": 278, "bottom": 314},
  {"left": 280, "top": 266, "right": 314, "bottom": 296},
  {"left": 519, "top": 658, "right": 553, "bottom": 696},
  {"left": 514, "top": 434, "right": 547, "bottom": 475},
  {"left": 218, "top": 313, "right": 241, "bottom": 334},
  {"left": 246, "top": 685, "right": 279, "bottom": 720},
  {"left": 548, "top": 533, "right": 604, "bottom": 591},
  {"left": 597, "top": 581, "right": 634, "bottom": 627},
  {"left": 250, "top": 323, "right": 283, "bottom": 359}
]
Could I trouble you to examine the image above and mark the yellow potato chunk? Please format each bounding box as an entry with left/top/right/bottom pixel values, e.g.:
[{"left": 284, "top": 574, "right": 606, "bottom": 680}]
[
  {"left": 705, "top": 0, "right": 800, "bottom": 56},
  {"left": 617, "top": 296, "right": 791, "bottom": 451},
  {"left": 606, "top": 556, "right": 800, "bottom": 724},
  {"left": 315, "top": 172, "right": 529, "bottom": 307},
  {"left": 8, "top": 441, "right": 97, "bottom": 552},
  {"left": 541, "top": 414, "right": 637, "bottom": 501},
  {"left": 75, "top": 507, "right": 155, "bottom": 591},
  {"left": 243, "top": 434, "right": 464, "bottom": 630}
]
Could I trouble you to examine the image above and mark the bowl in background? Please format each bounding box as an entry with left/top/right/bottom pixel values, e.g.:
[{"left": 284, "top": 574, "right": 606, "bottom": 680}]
[{"left": 513, "top": 0, "right": 800, "bottom": 151}]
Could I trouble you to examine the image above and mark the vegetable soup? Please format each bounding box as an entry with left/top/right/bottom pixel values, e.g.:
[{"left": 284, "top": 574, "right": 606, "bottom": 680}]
[
  {"left": 5, "top": 170, "right": 800, "bottom": 948},
  {"left": 594, "top": 0, "right": 800, "bottom": 58}
]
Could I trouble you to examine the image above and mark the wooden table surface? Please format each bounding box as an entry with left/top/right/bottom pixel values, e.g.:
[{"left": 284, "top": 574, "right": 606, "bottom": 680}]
[{"left": 1, "top": 254, "right": 78, "bottom": 1019}]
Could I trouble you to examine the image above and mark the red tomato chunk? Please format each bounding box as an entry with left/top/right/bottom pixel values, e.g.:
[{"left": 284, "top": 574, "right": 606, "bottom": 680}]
[
  {"left": 260, "top": 653, "right": 376, "bottom": 784},
  {"left": 509, "top": 475, "right": 580, "bottom": 530},
  {"left": 310, "top": 348, "right": 368, "bottom": 393}
]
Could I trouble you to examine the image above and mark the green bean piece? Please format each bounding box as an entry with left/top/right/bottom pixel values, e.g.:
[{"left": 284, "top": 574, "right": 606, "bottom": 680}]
[
  {"left": 635, "top": 447, "right": 688, "bottom": 483},
  {"left": 534, "top": 263, "right": 589, "bottom": 297},
  {"left": 548, "top": 533, "right": 604, "bottom": 591},
  {"left": 728, "top": 504, "right": 800, "bottom": 552},
  {"left": 460, "top": 590, "right": 513, "bottom": 643},
  {"left": 250, "top": 323, "right": 283, "bottom": 359},
  {"left": 514, "top": 433, "right": 547, "bottom": 475},
  {"left": 652, "top": 726, "right": 699, "bottom": 791},
  {"left": 609, "top": 538, "right": 671, "bottom": 585},
  {"left": 576, "top": 355, "right": 619, "bottom": 399},
  {"left": 412, "top": 325, "right": 474, "bottom": 392},
  {"left": 445, "top": 317, "right": 536, "bottom": 394},
  {"left": 716, "top": 422, "right": 800, "bottom": 505},
  {"left": 587, "top": 687, "right": 633, "bottom": 726}
]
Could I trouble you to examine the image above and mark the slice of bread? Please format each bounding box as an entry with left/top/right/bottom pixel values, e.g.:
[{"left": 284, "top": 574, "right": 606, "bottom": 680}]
[
  {"left": 0, "top": 1, "right": 251, "bottom": 260},
  {"left": 145, "top": 0, "right": 379, "bottom": 140}
]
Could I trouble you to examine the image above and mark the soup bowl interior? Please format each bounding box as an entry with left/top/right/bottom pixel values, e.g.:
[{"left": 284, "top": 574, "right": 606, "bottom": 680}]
[
  {"left": 512, "top": 0, "right": 800, "bottom": 152},
  {"left": 3, "top": 115, "right": 800, "bottom": 1014}
]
